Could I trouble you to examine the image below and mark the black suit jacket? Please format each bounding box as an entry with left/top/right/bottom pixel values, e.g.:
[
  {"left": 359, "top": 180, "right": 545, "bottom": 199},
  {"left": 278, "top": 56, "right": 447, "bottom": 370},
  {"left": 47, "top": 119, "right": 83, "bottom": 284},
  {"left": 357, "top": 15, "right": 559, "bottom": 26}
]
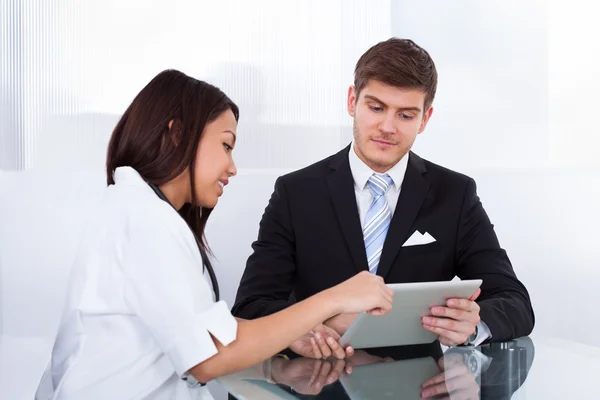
[{"left": 232, "top": 145, "right": 534, "bottom": 341}]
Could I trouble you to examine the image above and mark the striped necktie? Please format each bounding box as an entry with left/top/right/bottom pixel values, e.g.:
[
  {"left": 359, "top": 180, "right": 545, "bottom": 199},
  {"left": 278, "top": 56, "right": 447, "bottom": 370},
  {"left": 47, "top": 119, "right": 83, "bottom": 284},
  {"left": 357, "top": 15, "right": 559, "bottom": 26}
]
[{"left": 363, "top": 173, "right": 393, "bottom": 274}]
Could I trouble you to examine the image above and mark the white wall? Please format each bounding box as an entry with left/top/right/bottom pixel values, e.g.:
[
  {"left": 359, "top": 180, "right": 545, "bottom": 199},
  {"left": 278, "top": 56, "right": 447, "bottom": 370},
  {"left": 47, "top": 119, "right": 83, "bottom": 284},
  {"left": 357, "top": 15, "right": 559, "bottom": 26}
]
[
  {"left": 1, "top": 1, "right": 599, "bottom": 399},
  {"left": 392, "top": 0, "right": 600, "bottom": 345}
]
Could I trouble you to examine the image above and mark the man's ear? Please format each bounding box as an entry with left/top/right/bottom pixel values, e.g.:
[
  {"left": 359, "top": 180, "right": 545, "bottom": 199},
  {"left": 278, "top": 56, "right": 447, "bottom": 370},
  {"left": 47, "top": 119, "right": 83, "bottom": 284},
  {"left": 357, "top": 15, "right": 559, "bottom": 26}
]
[
  {"left": 418, "top": 107, "right": 434, "bottom": 135},
  {"left": 347, "top": 85, "right": 358, "bottom": 117}
]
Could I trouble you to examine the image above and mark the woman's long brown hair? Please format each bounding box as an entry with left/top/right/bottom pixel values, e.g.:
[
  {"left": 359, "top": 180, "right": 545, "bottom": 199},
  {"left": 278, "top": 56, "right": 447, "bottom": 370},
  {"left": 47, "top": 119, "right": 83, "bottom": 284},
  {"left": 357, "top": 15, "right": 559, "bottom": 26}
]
[{"left": 106, "top": 69, "right": 239, "bottom": 255}]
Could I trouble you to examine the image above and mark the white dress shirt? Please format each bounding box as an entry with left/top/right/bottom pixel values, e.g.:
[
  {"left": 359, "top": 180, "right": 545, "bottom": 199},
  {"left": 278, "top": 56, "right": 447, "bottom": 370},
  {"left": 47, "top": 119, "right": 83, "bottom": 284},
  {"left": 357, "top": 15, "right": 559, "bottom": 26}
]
[
  {"left": 35, "top": 167, "right": 237, "bottom": 400},
  {"left": 347, "top": 142, "right": 409, "bottom": 227},
  {"left": 347, "top": 143, "right": 491, "bottom": 346}
]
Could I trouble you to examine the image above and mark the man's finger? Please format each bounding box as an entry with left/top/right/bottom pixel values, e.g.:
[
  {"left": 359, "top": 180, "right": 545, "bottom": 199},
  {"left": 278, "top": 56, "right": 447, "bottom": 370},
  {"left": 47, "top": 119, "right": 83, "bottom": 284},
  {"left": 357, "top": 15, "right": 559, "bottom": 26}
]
[
  {"left": 326, "top": 336, "right": 346, "bottom": 359},
  {"left": 429, "top": 307, "right": 480, "bottom": 326},
  {"left": 422, "top": 316, "right": 474, "bottom": 336},
  {"left": 345, "top": 346, "right": 354, "bottom": 356},
  {"left": 423, "top": 324, "right": 466, "bottom": 346},
  {"left": 310, "top": 337, "right": 322, "bottom": 359},
  {"left": 430, "top": 306, "right": 468, "bottom": 321},
  {"left": 469, "top": 288, "right": 481, "bottom": 302},
  {"left": 446, "top": 298, "right": 480, "bottom": 312},
  {"left": 314, "top": 332, "right": 332, "bottom": 359}
]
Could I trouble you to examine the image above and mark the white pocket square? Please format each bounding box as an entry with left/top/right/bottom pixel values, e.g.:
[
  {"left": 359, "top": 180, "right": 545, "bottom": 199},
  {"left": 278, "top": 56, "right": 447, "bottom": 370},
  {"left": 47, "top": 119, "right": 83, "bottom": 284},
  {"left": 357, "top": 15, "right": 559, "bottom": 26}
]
[{"left": 402, "top": 231, "right": 436, "bottom": 247}]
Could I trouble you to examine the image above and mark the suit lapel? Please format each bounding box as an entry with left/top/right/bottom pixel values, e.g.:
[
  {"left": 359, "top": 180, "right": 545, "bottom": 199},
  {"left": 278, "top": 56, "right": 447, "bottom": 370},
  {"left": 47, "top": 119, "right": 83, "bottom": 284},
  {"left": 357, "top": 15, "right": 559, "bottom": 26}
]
[
  {"left": 377, "top": 152, "right": 430, "bottom": 279},
  {"left": 326, "top": 145, "right": 368, "bottom": 273}
]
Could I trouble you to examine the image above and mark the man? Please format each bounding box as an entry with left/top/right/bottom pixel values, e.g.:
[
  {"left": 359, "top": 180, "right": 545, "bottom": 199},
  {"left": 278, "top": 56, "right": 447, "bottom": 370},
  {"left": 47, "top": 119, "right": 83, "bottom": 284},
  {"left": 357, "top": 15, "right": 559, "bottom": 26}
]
[{"left": 232, "top": 38, "right": 534, "bottom": 356}]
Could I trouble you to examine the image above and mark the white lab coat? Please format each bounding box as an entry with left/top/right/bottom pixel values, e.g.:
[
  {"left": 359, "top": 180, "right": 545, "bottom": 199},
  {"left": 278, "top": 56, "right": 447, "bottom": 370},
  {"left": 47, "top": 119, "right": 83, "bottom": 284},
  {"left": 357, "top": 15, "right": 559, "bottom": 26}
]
[{"left": 35, "top": 166, "right": 238, "bottom": 400}]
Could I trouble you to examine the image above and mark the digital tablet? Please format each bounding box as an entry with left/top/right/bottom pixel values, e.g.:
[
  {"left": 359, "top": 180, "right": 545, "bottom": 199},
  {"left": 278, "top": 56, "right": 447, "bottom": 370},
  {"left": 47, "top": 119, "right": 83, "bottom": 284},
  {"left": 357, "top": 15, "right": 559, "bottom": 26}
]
[
  {"left": 339, "top": 356, "right": 440, "bottom": 400},
  {"left": 339, "top": 279, "right": 482, "bottom": 349}
]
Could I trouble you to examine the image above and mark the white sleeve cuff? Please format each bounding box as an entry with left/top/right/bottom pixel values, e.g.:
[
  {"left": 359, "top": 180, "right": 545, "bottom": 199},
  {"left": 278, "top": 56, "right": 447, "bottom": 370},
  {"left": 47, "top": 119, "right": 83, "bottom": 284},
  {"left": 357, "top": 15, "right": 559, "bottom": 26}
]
[
  {"left": 472, "top": 320, "right": 492, "bottom": 347},
  {"left": 166, "top": 300, "right": 238, "bottom": 377}
]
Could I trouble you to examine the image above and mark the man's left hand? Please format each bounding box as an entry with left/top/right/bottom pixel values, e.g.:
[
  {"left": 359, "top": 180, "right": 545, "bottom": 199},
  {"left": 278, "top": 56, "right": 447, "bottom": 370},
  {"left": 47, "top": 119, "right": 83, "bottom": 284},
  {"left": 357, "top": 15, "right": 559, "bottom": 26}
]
[
  {"left": 422, "top": 288, "right": 482, "bottom": 347},
  {"left": 289, "top": 324, "right": 354, "bottom": 359}
]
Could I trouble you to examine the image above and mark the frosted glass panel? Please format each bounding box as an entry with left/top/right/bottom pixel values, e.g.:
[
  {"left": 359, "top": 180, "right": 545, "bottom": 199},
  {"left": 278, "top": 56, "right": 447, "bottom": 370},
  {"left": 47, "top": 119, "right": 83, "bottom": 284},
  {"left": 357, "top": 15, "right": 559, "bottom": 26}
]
[{"left": 0, "top": 0, "right": 391, "bottom": 171}]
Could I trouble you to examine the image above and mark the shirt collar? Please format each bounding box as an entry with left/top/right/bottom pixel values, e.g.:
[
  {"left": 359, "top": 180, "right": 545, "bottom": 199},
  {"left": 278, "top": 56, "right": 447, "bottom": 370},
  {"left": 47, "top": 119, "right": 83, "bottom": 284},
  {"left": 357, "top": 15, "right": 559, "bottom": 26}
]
[
  {"left": 113, "top": 166, "right": 151, "bottom": 190},
  {"left": 347, "top": 141, "right": 409, "bottom": 192}
]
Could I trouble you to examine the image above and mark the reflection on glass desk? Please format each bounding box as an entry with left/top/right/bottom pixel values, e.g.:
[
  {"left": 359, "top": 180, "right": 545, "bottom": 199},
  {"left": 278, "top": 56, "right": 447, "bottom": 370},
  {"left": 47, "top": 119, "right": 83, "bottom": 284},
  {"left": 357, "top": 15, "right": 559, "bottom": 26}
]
[{"left": 218, "top": 336, "right": 600, "bottom": 399}]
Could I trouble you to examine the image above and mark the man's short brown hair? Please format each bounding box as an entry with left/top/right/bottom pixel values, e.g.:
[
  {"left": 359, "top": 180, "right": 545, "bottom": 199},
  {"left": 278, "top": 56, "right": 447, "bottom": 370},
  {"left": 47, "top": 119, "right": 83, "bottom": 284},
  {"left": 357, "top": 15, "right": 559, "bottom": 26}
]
[{"left": 354, "top": 38, "right": 438, "bottom": 110}]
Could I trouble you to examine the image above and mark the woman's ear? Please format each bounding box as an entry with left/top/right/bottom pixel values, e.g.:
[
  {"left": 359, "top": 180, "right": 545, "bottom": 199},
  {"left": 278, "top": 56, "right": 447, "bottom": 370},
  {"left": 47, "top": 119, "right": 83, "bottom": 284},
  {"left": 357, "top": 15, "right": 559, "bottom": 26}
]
[
  {"left": 160, "top": 119, "right": 182, "bottom": 151},
  {"left": 167, "top": 119, "right": 183, "bottom": 146}
]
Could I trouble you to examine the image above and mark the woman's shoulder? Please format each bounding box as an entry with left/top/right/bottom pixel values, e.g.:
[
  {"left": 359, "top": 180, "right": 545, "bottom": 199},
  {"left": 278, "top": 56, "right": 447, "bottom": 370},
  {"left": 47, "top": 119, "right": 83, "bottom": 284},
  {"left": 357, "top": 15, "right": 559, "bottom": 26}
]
[{"left": 107, "top": 183, "right": 185, "bottom": 236}]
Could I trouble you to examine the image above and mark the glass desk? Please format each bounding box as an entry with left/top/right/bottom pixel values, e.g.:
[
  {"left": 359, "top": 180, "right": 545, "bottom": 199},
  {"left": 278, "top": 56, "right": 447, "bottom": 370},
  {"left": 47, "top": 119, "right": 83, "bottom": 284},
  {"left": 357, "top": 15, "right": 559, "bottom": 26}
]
[{"left": 217, "top": 336, "right": 600, "bottom": 399}]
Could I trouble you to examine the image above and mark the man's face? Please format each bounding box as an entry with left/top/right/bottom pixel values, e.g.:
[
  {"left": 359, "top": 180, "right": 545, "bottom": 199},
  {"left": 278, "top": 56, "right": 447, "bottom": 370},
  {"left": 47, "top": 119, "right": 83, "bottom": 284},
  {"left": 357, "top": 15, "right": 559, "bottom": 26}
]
[{"left": 348, "top": 79, "right": 433, "bottom": 172}]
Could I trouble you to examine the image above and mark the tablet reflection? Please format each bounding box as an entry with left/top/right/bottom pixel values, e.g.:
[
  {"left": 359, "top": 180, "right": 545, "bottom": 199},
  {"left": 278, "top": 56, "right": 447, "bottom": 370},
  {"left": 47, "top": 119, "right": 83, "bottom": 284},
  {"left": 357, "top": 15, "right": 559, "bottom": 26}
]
[{"left": 267, "top": 338, "right": 534, "bottom": 399}]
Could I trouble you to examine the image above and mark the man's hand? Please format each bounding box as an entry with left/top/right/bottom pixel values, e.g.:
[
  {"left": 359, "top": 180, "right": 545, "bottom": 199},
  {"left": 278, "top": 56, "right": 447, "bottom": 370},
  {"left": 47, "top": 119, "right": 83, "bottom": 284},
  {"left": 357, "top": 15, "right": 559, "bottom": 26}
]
[
  {"left": 289, "top": 323, "right": 354, "bottom": 359},
  {"left": 422, "top": 289, "right": 482, "bottom": 347},
  {"left": 421, "top": 353, "right": 480, "bottom": 399}
]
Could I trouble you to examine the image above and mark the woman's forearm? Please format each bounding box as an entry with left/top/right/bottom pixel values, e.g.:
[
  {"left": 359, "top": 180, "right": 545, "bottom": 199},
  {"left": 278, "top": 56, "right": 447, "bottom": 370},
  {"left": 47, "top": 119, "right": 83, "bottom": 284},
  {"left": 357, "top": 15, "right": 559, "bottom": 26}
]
[{"left": 189, "top": 289, "right": 341, "bottom": 382}]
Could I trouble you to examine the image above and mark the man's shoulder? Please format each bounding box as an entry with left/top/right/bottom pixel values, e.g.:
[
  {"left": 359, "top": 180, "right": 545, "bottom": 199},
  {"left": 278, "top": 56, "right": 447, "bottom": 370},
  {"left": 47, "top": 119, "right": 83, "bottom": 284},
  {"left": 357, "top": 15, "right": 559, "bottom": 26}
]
[{"left": 413, "top": 152, "right": 474, "bottom": 187}]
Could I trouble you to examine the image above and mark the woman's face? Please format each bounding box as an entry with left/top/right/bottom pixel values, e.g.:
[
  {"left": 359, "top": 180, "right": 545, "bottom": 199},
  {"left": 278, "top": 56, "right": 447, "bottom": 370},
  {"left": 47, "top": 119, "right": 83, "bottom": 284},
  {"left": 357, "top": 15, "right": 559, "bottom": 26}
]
[{"left": 192, "top": 109, "right": 238, "bottom": 208}]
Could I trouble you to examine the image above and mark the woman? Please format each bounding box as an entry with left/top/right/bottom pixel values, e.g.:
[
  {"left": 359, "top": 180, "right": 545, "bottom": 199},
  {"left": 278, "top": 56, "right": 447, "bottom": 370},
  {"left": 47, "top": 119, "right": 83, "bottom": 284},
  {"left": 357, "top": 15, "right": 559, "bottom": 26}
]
[{"left": 35, "top": 69, "right": 393, "bottom": 399}]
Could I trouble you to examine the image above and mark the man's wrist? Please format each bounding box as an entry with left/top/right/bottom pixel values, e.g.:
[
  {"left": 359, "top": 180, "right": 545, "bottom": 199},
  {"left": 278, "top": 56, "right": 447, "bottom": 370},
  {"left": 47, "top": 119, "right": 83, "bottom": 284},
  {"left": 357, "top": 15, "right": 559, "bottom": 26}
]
[
  {"left": 463, "top": 325, "right": 479, "bottom": 346},
  {"left": 324, "top": 315, "right": 343, "bottom": 335},
  {"left": 326, "top": 313, "right": 358, "bottom": 336}
]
